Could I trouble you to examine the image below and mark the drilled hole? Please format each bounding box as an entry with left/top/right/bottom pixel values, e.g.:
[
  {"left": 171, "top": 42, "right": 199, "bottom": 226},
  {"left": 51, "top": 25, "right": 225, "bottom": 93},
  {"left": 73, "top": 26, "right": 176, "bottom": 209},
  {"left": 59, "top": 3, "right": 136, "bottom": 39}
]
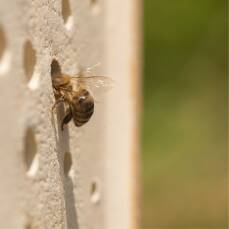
[
  {"left": 24, "top": 128, "right": 39, "bottom": 177},
  {"left": 50, "top": 59, "right": 62, "bottom": 96},
  {"left": 64, "top": 152, "right": 72, "bottom": 176},
  {"left": 51, "top": 59, "right": 61, "bottom": 77},
  {"left": 50, "top": 59, "right": 62, "bottom": 107},
  {"left": 90, "top": 179, "right": 101, "bottom": 203},
  {"left": 0, "top": 25, "right": 6, "bottom": 60},
  {"left": 0, "top": 25, "right": 10, "bottom": 75},
  {"left": 23, "top": 41, "right": 38, "bottom": 90},
  {"left": 62, "top": 0, "right": 73, "bottom": 30}
]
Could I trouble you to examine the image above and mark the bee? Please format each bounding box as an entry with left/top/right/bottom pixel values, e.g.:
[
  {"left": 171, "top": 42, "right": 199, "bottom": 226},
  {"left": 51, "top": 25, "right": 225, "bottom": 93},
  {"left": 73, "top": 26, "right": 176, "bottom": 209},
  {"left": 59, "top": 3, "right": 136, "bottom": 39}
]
[{"left": 52, "top": 69, "right": 112, "bottom": 130}]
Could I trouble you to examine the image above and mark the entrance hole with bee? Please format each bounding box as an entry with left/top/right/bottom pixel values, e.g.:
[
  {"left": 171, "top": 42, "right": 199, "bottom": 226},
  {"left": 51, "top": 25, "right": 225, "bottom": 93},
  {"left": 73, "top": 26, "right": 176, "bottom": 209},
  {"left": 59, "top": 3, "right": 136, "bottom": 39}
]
[
  {"left": 50, "top": 59, "right": 95, "bottom": 130},
  {"left": 50, "top": 59, "right": 112, "bottom": 130}
]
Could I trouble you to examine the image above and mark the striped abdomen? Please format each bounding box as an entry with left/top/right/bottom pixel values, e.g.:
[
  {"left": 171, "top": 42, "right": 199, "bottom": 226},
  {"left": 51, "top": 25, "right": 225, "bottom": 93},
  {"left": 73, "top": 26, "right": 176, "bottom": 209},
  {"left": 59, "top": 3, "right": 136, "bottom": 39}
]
[{"left": 71, "top": 89, "right": 94, "bottom": 127}]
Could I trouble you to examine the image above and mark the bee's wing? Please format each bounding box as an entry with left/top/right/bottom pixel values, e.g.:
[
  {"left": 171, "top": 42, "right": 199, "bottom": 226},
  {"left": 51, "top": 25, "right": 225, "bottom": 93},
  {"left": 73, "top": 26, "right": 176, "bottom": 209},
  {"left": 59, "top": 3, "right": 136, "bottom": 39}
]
[{"left": 70, "top": 76, "right": 114, "bottom": 96}]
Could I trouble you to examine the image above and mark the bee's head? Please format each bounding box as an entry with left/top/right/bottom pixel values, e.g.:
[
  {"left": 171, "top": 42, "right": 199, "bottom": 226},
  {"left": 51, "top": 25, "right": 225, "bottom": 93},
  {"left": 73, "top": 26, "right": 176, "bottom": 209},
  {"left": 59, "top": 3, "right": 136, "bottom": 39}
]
[{"left": 73, "top": 88, "right": 94, "bottom": 112}]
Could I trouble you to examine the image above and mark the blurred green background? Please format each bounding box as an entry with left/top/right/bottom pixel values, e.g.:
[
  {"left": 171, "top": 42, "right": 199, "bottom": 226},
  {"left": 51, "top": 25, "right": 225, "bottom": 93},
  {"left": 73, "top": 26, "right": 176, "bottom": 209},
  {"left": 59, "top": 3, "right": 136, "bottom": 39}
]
[{"left": 142, "top": 0, "right": 227, "bottom": 228}]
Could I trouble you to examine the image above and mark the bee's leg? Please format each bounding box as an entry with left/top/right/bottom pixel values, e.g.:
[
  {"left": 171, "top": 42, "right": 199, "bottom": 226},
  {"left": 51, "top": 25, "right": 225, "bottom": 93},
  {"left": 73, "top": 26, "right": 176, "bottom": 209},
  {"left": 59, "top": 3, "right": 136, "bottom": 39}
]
[
  {"left": 52, "top": 96, "right": 65, "bottom": 112},
  {"left": 61, "top": 107, "right": 73, "bottom": 131}
]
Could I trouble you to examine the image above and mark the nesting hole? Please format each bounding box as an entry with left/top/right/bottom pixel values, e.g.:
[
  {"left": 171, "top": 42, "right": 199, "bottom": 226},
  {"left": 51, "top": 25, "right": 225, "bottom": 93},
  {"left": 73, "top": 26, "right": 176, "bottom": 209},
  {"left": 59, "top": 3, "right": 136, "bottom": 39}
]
[
  {"left": 90, "top": 179, "right": 101, "bottom": 203},
  {"left": 0, "top": 25, "right": 6, "bottom": 61},
  {"left": 51, "top": 59, "right": 61, "bottom": 77},
  {"left": 23, "top": 41, "right": 38, "bottom": 90},
  {"left": 62, "top": 0, "right": 73, "bottom": 30},
  {"left": 64, "top": 152, "right": 72, "bottom": 176},
  {"left": 50, "top": 59, "right": 62, "bottom": 106},
  {"left": 0, "top": 25, "right": 10, "bottom": 75},
  {"left": 24, "top": 128, "right": 39, "bottom": 177}
]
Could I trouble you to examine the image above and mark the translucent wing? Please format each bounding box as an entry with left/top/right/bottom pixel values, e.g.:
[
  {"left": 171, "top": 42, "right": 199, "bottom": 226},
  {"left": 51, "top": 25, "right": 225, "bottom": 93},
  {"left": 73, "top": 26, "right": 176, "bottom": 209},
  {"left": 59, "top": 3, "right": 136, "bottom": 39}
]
[{"left": 70, "top": 76, "right": 114, "bottom": 96}]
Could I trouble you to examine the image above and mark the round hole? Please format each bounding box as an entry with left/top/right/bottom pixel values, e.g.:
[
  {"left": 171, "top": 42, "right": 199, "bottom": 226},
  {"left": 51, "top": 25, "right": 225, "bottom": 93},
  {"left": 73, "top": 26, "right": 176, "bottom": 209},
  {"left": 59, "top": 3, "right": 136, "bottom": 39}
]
[
  {"left": 23, "top": 40, "right": 38, "bottom": 90},
  {"left": 51, "top": 59, "right": 61, "bottom": 77},
  {"left": 0, "top": 25, "right": 6, "bottom": 61},
  {"left": 62, "top": 0, "right": 73, "bottom": 30},
  {"left": 51, "top": 59, "right": 62, "bottom": 100},
  {"left": 24, "top": 128, "right": 39, "bottom": 177},
  {"left": 90, "top": 179, "right": 101, "bottom": 203},
  {"left": 64, "top": 152, "right": 72, "bottom": 176},
  {"left": 0, "top": 25, "right": 10, "bottom": 75}
]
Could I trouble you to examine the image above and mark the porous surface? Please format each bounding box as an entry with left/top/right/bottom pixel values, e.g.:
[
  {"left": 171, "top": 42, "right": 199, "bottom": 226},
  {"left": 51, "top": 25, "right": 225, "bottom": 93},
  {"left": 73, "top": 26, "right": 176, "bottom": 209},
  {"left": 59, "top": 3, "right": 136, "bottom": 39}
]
[{"left": 0, "top": 0, "right": 140, "bottom": 228}]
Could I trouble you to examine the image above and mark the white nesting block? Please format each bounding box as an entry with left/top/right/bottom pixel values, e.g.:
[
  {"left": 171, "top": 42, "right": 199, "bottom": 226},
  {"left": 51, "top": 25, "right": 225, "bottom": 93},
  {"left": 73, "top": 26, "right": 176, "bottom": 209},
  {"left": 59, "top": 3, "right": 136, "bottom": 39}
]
[{"left": 0, "top": 0, "right": 140, "bottom": 228}]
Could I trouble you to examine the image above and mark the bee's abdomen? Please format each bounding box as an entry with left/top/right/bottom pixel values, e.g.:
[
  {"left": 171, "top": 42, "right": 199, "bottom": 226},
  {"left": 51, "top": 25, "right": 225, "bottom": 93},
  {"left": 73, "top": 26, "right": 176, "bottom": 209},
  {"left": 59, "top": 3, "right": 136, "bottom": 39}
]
[{"left": 73, "top": 105, "right": 94, "bottom": 127}]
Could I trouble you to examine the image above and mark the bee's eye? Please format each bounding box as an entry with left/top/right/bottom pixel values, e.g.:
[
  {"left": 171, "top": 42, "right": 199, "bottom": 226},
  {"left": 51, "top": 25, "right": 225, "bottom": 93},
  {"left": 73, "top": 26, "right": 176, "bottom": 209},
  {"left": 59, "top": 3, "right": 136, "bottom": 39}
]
[{"left": 79, "top": 96, "right": 86, "bottom": 104}]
